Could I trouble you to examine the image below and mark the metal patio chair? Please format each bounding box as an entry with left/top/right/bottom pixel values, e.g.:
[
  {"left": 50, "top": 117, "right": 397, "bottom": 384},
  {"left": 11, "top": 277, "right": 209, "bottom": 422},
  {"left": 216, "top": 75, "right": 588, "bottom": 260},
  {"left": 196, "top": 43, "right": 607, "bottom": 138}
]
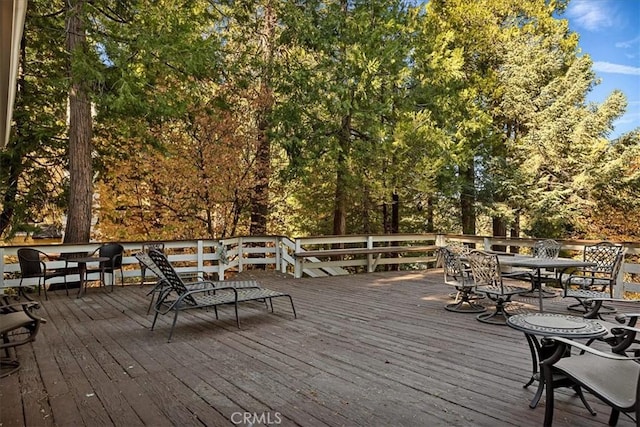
[
  {"left": 467, "top": 250, "right": 531, "bottom": 325},
  {"left": 564, "top": 241, "right": 624, "bottom": 313},
  {"left": 1, "top": 298, "right": 46, "bottom": 377},
  {"left": 85, "top": 243, "right": 125, "bottom": 289},
  {"left": 541, "top": 330, "right": 640, "bottom": 426},
  {"left": 146, "top": 249, "right": 297, "bottom": 342},
  {"left": 441, "top": 246, "right": 485, "bottom": 313},
  {"left": 17, "top": 248, "right": 69, "bottom": 300},
  {"left": 139, "top": 242, "right": 165, "bottom": 286}
]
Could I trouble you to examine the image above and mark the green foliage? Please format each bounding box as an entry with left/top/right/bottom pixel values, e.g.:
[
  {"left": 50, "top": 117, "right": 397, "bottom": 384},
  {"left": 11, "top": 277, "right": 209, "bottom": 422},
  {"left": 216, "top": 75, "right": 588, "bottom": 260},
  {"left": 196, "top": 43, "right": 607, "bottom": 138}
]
[{"left": 2, "top": 0, "right": 638, "bottom": 242}]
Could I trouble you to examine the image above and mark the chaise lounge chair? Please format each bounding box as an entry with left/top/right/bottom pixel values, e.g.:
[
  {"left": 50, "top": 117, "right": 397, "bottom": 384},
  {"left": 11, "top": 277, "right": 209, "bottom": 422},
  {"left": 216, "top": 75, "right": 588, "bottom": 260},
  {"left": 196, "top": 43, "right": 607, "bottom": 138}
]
[{"left": 146, "top": 249, "right": 296, "bottom": 342}]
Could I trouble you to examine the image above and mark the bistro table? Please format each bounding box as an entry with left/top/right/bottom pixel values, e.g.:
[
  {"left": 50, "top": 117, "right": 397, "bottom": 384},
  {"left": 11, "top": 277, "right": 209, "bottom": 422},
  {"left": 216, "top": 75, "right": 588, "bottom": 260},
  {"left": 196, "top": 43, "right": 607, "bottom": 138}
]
[
  {"left": 507, "top": 312, "right": 607, "bottom": 410},
  {"left": 63, "top": 255, "right": 110, "bottom": 298},
  {"left": 499, "top": 257, "right": 597, "bottom": 312}
]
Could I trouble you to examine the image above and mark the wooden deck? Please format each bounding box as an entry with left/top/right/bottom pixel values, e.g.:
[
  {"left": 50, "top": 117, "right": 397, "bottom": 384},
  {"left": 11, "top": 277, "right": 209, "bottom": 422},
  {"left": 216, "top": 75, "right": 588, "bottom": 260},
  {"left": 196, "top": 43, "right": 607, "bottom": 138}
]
[{"left": 1, "top": 269, "right": 634, "bottom": 427}]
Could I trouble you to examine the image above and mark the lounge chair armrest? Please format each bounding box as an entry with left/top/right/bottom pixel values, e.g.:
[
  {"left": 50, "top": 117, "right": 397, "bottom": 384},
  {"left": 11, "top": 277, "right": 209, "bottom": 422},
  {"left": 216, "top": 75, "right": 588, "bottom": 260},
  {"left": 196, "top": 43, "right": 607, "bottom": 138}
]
[
  {"left": 1, "top": 301, "right": 41, "bottom": 313},
  {"left": 586, "top": 297, "right": 640, "bottom": 303},
  {"left": 584, "top": 297, "right": 640, "bottom": 319},
  {"left": 546, "top": 336, "right": 640, "bottom": 361},
  {"left": 609, "top": 325, "right": 640, "bottom": 336},
  {"left": 0, "top": 301, "right": 46, "bottom": 324},
  {"left": 614, "top": 313, "right": 640, "bottom": 324}
]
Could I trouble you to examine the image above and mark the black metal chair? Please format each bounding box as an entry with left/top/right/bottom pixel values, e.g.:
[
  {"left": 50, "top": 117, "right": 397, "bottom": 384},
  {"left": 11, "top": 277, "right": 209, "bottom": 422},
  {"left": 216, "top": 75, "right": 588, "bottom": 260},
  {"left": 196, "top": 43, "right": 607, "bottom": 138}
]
[
  {"left": 17, "top": 248, "right": 68, "bottom": 300},
  {"left": 564, "top": 241, "right": 624, "bottom": 313},
  {"left": 441, "top": 246, "right": 485, "bottom": 313},
  {"left": 467, "top": 250, "right": 531, "bottom": 325},
  {"left": 85, "top": 243, "right": 125, "bottom": 289}
]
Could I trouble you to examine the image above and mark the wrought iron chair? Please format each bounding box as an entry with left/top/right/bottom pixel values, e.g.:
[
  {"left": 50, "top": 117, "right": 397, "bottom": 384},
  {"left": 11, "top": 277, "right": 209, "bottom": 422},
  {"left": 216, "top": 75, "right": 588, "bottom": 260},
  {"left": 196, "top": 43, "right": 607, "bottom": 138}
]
[
  {"left": 441, "top": 246, "right": 485, "bottom": 313},
  {"left": 564, "top": 241, "right": 624, "bottom": 313},
  {"left": 85, "top": 243, "right": 125, "bottom": 289},
  {"left": 17, "top": 248, "right": 69, "bottom": 300},
  {"left": 533, "top": 239, "right": 561, "bottom": 259},
  {"left": 519, "top": 239, "right": 563, "bottom": 298},
  {"left": 541, "top": 330, "right": 640, "bottom": 427},
  {"left": 467, "top": 250, "right": 531, "bottom": 325},
  {"left": 1, "top": 298, "right": 46, "bottom": 377}
]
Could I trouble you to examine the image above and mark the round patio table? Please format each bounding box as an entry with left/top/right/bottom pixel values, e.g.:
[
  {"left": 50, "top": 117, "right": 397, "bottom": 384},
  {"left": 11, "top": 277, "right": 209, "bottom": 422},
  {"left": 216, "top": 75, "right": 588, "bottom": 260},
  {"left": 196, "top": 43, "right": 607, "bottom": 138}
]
[{"left": 507, "top": 313, "right": 607, "bottom": 410}]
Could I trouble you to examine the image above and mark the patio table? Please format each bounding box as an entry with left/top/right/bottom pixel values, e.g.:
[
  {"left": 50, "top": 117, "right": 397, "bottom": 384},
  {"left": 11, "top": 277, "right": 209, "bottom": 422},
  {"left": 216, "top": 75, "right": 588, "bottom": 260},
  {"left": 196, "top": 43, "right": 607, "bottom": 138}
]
[
  {"left": 63, "top": 255, "right": 110, "bottom": 298},
  {"left": 507, "top": 313, "right": 606, "bottom": 410},
  {"left": 498, "top": 257, "right": 596, "bottom": 312}
]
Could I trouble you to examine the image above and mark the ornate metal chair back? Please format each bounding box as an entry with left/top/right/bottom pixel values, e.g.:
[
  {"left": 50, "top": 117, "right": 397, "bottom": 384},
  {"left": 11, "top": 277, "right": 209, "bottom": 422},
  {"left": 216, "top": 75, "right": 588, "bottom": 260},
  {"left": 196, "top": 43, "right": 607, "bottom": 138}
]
[
  {"left": 533, "top": 239, "right": 561, "bottom": 259},
  {"left": 583, "top": 242, "right": 623, "bottom": 272},
  {"left": 467, "top": 251, "right": 501, "bottom": 288},
  {"left": 441, "top": 247, "right": 468, "bottom": 285}
]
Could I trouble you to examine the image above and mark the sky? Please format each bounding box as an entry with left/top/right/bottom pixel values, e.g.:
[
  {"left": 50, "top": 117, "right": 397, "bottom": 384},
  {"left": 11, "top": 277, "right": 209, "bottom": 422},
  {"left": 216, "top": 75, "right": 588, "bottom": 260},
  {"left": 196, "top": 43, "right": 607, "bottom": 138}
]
[{"left": 562, "top": 0, "right": 640, "bottom": 139}]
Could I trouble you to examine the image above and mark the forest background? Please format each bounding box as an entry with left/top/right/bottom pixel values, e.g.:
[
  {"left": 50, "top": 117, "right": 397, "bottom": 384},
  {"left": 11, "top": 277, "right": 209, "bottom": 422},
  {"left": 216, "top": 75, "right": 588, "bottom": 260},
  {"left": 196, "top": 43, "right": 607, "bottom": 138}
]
[{"left": 1, "top": 0, "right": 639, "bottom": 245}]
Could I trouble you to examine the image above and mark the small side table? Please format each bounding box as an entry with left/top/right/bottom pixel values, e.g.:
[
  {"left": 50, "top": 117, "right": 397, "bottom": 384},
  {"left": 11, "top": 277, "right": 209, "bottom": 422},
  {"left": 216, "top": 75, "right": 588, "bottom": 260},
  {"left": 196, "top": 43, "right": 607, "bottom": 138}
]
[
  {"left": 507, "top": 313, "right": 606, "bottom": 410},
  {"left": 64, "top": 256, "right": 110, "bottom": 298}
]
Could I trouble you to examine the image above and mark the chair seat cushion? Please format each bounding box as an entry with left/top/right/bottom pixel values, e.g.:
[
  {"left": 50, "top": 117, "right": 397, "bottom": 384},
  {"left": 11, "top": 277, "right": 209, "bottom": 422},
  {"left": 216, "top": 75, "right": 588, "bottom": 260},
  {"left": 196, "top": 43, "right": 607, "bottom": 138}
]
[
  {"left": 554, "top": 353, "right": 639, "bottom": 410},
  {"left": 0, "top": 311, "right": 35, "bottom": 335}
]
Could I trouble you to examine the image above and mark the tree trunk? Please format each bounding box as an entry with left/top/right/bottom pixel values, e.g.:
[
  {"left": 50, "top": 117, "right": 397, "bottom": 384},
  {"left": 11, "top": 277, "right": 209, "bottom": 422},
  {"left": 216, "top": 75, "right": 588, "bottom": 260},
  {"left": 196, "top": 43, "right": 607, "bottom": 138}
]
[
  {"left": 510, "top": 211, "right": 520, "bottom": 253},
  {"left": 64, "top": 0, "right": 93, "bottom": 243},
  {"left": 249, "top": 100, "right": 271, "bottom": 236},
  {"left": 492, "top": 216, "right": 507, "bottom": 253},
  {"left": 332, "top": 115, "right": 350, "bottom": 237},
  {"left": 425, "top": 196, "right": 434, "bottom": 232},
  {"left": 391, "top": 191, "right": 399, "bottom": 234},
  {"left": 460, "top": 162, "right": 476, "bottom": 235},
  {"left": 249, "top": 2, "right": 275, "bottom": 237}
]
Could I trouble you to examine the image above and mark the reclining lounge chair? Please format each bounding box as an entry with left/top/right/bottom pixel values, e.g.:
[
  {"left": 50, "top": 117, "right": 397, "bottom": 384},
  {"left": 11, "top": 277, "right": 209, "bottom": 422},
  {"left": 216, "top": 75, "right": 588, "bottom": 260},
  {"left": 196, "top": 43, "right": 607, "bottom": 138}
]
[{"left": 146, "top": 249, "right": 297, "bottom": 342}]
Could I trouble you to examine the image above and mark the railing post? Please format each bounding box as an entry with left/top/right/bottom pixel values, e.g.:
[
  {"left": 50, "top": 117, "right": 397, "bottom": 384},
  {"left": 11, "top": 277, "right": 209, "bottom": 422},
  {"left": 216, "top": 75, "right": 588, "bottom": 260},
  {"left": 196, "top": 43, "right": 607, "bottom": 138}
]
[
  {"left": 238, "top": 237, "right": 244, "bottom": 273},
  {"left": 218, "top": 240, "right": 226, "bottom": 280},
  {"left": 197, "top": 240, "right": 204, "bottom": 276},
  {"left": 0, "top": 247, "right": 4, "bottom": 288},
  {"left": 294, "top": 238, "right": 302, "bottom": 279},
  {"left": 614, "top": 254, "right": 625, "bottom": 298},
  {"left": 483, "top": 237, "right": 492, "bottom": 251},
  {"left": 367, "top": 235, "right": 374, "bottom": 273}
]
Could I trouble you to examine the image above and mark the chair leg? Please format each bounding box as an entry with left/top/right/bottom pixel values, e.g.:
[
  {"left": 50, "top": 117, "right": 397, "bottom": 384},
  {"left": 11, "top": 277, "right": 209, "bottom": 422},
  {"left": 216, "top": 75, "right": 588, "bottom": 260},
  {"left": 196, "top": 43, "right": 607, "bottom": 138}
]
[
  {"left": 167, "top": 310, "right": 180, "bottom": 342},
  {"left": 445, "top": 288, "right": 486, "bottom": 313},
  {"left": 151, "top": 311, "right": 160, "bottom": 331},
  {"left": 608, "top": 408, "right": 620, "bottom": 426},
  {"left": 288, "top": 296, "right": 297, "bottom": 318},
  {"left": 476, "top": 298, "right": 511, "bottom": 325},
  {"left": 140, "top": 266, "right": 147, "bottom": 286}
]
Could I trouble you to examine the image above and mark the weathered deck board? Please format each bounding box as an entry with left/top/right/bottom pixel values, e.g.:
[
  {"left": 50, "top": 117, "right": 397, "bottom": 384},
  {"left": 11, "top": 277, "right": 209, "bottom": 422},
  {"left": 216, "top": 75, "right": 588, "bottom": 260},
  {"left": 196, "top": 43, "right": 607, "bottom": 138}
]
[{"left": 1, "top": 269, "right": 634, "bottom": 427}]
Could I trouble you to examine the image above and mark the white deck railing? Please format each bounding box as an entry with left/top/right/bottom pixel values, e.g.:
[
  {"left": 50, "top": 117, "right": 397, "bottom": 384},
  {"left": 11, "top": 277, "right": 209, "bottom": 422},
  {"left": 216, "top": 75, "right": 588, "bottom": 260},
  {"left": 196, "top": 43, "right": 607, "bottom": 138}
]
[{"left": 1, "top": 234, "right": 638, "bottom": 295}]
